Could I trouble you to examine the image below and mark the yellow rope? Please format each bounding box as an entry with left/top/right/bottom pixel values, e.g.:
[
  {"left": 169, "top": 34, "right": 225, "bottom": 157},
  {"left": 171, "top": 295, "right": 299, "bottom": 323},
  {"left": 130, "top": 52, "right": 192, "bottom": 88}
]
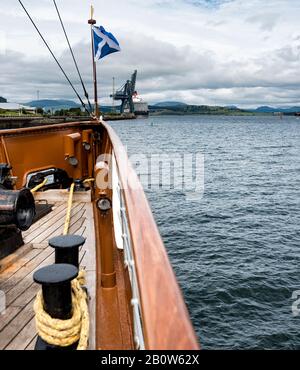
[
  {"left": 83, "top": 178, "right": 95, "bottom": 184},
  {"left": 63, "top": 183, "right": 75, "bottom": 235},
  {"left": 31, "top": 178, "right": 48, "bottom": 194},
  {"left": 34, "top": 270, "right": 89, "bottom": 350}
]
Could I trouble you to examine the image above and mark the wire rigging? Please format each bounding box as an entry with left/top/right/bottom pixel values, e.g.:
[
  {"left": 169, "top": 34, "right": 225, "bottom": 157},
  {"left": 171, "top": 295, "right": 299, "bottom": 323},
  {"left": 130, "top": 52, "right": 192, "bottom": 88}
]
[
  {"left": 18, "top": 0, "right": 92, "bottom": 117},
  {"left": 53, "top": 0, "right": 93, "bottom": 113}
]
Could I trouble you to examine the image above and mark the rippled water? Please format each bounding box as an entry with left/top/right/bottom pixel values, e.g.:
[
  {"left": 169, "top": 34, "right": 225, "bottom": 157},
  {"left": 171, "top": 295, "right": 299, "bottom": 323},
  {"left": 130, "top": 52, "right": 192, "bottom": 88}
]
[{"left": 110, "top": 115, "right": 300, "bottom": 349}]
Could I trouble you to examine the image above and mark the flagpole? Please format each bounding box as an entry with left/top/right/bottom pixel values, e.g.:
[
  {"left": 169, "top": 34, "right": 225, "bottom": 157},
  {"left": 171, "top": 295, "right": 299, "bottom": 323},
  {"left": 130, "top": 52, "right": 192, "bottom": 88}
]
[{"left": 88, "top": 5, "right": 99, "bottom": 119}]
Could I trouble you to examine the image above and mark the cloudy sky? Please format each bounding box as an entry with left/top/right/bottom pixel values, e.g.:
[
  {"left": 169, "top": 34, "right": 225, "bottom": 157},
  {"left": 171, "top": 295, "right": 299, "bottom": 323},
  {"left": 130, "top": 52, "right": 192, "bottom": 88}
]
[{"left": 1, "top": 0, "right": 300, "bottom": 107}]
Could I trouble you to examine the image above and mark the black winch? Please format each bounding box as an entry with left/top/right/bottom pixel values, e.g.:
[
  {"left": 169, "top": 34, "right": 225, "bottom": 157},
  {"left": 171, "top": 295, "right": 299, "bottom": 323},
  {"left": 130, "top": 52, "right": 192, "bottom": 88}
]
[{"left": 0, "top": 163, "right": 36, "bottom": 259}]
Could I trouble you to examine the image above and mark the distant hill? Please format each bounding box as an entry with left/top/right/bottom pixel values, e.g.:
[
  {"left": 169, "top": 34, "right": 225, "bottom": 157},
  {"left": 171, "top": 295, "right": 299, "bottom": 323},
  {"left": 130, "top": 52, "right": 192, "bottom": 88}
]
[
  {"left": 0, "top": 97, "right": 7, "bottom": 103},
  {"left": 225, "top": 105, "right": 239, "bottom": 110},
  {"left": 253, "top": 106, "right": 276, "bottom": 113},
  {"left": 251, "top": 106, "right": 300, "bottom": 113},
  {"left": 149, "top": 104, "right": 252, "bottom": 116},
  {"left": 25, "top": 99, "right": 81, "bottom": 111},
  {"left": 154, "top": 101, "right": 188, "bottom": 107},
  {"left": 152, "top": 104, "right": 300, "bottom": 113}
]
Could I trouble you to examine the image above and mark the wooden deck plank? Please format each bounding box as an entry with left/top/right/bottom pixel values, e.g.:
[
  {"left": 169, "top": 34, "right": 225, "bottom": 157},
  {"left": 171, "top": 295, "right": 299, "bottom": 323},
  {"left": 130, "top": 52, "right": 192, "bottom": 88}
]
[
  {"left": 23, "top": 203, "right": 82, "bottom": 244},
  {"left": 83, "top": 204, "right": 96, "bottom": 272},
  {"left": 26, "top": 204, "right": 67, "bottom": 241},
  {"left": 43, "top": 207, "right": 86, "bottom": 242},
  {"left": 7, "top": 251, "right": 54, "bottom": 307},
  {"left": 75, "top": 225, "right": 86, "bottom": 238},
  {"left": 79, "top": 250, "right": 86, "bottom": 266},
  {"left": 31, "top": 243, "right": 48, "bottom": 250},
  {"left": 23, "top": 209, "right": 66, "bottom": 244},
  {"left": 25, "top": 335, "right": 37, "bottom": 350},
  {"left": 0, "top": 244, "right": 33, "bottom": 274},
  {"left": 83, "top": 203, "right": 96, "bottom": 350},
  {"left": 0, "top": 248, "right": 42, "bottom": 284},
  {"left": 23, "top": 203, "right": 66, "bottom": 237},
  {"left": 5, "top": 317, "right": 36, "bottom": 350},
  {"left": 28, "top": 203, "right": 84, "bottom": 244},
  {"left": 0, "top": 306, "right": 22, "bottom": 332},
  {"left": 86, "top": 270, "right": 96, "bottom": 350},
  {"left": 67, "top": 217, "right": 86, "bottom": 237},
  {"left": 11, "top": 281, "right": 40, "bottom": 308},
  {"left": 1, "top": 247, "right": 53, "bottom": 295},
  {"left": 0, "top": 300, "right": 35, "bottom": 350},
  {"left": 33, "top": 190, "right": 91, "bottom": 203}
]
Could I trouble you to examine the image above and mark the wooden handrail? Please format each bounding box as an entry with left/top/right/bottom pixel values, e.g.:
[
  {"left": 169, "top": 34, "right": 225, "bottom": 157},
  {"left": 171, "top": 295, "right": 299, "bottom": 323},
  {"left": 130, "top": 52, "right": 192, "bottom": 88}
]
[
  {"left": 0, "top": 121, "right": 92, "bottom": 135},
  {"left": 101, "top": 121, "right": 200, "bottom": 350}
]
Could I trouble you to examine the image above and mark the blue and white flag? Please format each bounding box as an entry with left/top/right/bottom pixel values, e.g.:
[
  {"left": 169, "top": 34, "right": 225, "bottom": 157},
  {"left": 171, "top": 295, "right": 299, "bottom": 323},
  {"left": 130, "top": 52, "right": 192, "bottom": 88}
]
[{"left": 92, "top": 25, "right": 121, "bottom": 61}]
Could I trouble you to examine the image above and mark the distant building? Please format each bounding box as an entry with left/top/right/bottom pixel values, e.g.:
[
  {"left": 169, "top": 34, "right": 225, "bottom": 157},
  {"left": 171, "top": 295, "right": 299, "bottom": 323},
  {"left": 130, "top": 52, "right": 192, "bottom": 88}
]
[
  {"left": 0, "top": 97, "right": 7, "bottom": 103},
  {"left": 0, "top": 103, "right": 36, "bottom": 112}
]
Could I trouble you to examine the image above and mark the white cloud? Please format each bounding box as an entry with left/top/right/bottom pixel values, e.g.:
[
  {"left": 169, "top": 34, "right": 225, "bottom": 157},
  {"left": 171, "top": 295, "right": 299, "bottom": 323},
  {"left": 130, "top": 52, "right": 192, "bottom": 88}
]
[{"left": 0, "top": 0, "right": 300, "bottom": 107}]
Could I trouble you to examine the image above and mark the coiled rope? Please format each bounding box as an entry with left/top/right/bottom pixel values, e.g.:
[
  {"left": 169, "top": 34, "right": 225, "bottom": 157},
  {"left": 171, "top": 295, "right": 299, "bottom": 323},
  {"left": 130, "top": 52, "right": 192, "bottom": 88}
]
[{"left": 34, "top": 270, "right": 89, "bottom": 349}]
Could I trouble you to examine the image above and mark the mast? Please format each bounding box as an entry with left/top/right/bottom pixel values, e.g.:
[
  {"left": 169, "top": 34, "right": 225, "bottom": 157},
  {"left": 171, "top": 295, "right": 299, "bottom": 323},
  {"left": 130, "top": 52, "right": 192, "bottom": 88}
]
[
  {"left": 88, "top": 5, "right": 99, "bottom": 119},
  {"left": 112, "top": 77, "right": 115, "bottom": 112}
]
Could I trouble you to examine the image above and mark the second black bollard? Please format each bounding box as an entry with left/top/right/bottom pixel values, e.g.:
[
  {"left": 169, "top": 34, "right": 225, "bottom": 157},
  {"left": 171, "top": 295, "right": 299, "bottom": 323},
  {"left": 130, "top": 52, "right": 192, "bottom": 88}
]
[{"left": 49, "top": 234, "right": 86, "bottom": 268}]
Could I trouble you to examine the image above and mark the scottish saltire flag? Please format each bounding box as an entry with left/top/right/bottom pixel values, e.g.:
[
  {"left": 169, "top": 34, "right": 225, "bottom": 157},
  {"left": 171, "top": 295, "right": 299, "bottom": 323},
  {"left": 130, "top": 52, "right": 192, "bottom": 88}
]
[{"left": 92, "top": 26, "right": 121, "bottom": 60}]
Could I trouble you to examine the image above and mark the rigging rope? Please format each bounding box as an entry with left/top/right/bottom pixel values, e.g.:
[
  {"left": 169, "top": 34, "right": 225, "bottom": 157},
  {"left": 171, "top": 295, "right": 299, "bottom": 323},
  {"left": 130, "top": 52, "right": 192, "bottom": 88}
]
[
  {"left": 18, "top": 0, "right": 93, "bottom": 118},
  {"left": 53, "top": 0, "right": 93, "bottom": 113}
]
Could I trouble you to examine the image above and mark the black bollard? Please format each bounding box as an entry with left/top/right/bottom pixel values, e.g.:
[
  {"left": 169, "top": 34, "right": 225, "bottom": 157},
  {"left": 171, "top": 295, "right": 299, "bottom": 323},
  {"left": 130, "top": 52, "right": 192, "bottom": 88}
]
[
  {"left": 33, "top": 263, "right": 79, "bottom": 350},
  {"left": 49, "top": 235, "right": 86, "bottom": 268}
]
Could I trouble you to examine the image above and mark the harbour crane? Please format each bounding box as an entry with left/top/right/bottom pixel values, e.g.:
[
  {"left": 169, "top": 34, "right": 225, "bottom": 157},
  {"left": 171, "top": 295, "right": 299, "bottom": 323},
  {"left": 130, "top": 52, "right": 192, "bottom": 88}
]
[{"left": 111, "top": 70, "right": 137, "bottom": 114}]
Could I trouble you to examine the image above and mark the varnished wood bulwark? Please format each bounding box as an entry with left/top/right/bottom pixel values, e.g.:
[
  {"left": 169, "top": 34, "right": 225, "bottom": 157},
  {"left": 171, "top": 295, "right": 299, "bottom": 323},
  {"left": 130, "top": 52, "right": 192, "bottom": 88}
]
[
  {"left": 0, "top": 121, "right": 199, "bottom": 350},
  {"left": 100, "top": 122, "right": 199, "bottom": 350}
]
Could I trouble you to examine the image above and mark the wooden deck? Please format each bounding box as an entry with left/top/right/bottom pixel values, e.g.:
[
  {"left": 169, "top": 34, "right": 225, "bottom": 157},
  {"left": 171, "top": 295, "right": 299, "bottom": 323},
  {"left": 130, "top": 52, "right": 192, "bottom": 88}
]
[{"left": 0, "top": 193, "right": 96, "bottom": 350}]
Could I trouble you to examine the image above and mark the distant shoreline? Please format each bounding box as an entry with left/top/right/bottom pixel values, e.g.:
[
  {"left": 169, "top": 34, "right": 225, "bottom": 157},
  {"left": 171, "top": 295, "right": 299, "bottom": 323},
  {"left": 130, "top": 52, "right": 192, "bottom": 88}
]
[
  {"left": 149, "top": 112, "right": 270, "bottom": 117},
  {"left": 149, "top": 111, "right": 275, "bottom": 117}
]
